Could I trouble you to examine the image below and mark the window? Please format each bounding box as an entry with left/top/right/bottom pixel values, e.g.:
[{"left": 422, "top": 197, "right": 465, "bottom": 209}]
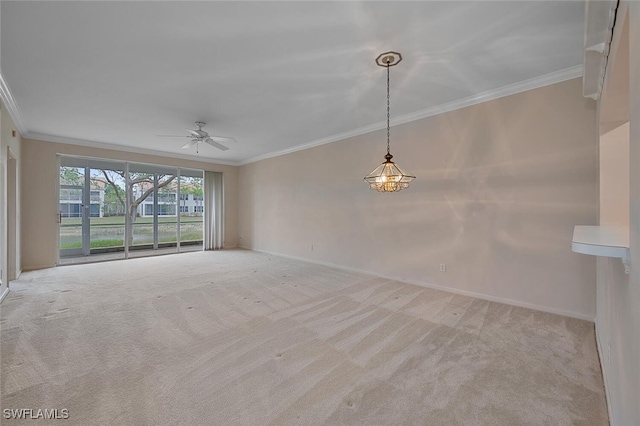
[
  {"left": 90, "top": 190, "right": 101, "bottom": 203},
  {"left": 158, "top": 204, "right": 176, "bottom": 216},
  {"left": 90, "top": 204, "right": 101, "bottom": 217},
  {"left": 60, "top": 203, "right": 81, "bottom": 218},
  {"left": 158, "top": 193, "right": 176, "bottom": 203}
]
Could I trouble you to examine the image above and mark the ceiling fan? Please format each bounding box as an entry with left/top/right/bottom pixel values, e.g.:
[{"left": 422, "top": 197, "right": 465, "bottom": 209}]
[{"left": 158, "top": 122, "right": 236, "bottom": 152}]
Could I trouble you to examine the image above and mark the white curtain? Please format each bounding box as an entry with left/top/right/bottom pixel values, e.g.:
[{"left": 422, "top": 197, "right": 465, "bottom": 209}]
[{"left": 204, "top": 171, "right": 224, "bottom": 250}]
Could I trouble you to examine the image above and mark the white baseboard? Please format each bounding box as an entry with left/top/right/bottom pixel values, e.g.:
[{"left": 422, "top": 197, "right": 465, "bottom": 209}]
[
  {"left": 595, "top": 321, "right": 615, "bottom": 426},
  {"left": 246, "top": 247, "right": 595, "bottom": 322},
  {"left": 0, "top": 287, "right": 9, "bottom": 304}
]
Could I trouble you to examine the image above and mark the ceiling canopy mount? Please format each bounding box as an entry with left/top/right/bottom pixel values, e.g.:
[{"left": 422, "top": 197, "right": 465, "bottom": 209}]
[{"left": 375, "top": 51, "right": 403, "bottom": 68}]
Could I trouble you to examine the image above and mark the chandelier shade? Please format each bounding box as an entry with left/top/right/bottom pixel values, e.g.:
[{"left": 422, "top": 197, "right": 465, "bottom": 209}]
[
  {"left": 364, "top": 51, "right": 415, "bottom": 192},
  {"left": 364, "top": 153, "right": 415, "bottom": 192}
]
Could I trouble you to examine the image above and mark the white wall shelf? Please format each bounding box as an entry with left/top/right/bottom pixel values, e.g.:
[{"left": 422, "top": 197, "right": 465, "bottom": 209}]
[{"left": 572, "top": 225, "right": 630, "bottom": 273}]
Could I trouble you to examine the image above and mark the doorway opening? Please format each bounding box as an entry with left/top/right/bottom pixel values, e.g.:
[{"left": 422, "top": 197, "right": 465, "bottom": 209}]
[{"left": 7, "top": 150, "right": 18, "bottom": 279}]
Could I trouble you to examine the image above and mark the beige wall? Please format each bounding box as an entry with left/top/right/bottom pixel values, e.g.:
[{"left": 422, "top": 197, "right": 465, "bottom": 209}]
[
  {"left": 238, "top": 78, "right": 598, "bottom": 319},
  {"left": 21, "top": 138, "right": 238, "bottom": 271},
  {"left": 596, "top": 3, "right": 640, "bottom": 425},
  {"left": 599, "top": 122, "right": 630, "bottom": 226},
  {"left": 1, "top": 99, "right": 22, "bottom": 288}
]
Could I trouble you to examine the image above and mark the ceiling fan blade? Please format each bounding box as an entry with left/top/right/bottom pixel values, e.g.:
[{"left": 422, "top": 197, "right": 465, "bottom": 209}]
[
  {"left": 182, "top": 140, "right": 199, "bottom": 149},
  {"left": 187, "top": 129, "right": 209, "bottom": 138},
  {"left": 204, "top": 138, "right": 229, "bottom": 151},
  {"left": 157, "top": 135, "right": 191, "bottom": 138},
  {"left": 210, "top": 136, "right": 237, "bottom": 144}
]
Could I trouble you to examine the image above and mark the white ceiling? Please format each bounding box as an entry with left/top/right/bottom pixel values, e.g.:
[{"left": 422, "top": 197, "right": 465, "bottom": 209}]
[{"left": 1, "top": 1, "right": 586, "bottom": 165}]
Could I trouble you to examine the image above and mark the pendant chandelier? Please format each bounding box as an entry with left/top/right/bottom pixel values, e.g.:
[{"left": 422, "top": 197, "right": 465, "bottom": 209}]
[{"left": 364, "top": 51, "right": 415, "bottom": 192}]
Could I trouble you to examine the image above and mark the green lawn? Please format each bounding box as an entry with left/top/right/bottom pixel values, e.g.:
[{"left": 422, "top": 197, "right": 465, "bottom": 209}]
[
  {"left": 59, "top": 216, "right": 203, "bottom": 249},
  {"left": 60, "top": 239, "right": 124, "bottom": 249},
  {"left": 60, "top": 232, "right": 203, "bottom": 249}
]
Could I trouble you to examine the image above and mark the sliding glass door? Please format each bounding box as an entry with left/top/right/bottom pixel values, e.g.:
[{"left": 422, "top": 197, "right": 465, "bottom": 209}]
[{"left": 59, "top": 156, "right": 204, "bottom": 263}]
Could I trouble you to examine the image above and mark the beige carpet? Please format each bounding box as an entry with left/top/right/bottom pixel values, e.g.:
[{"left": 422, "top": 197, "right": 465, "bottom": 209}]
[{"left": 1, "top": 249, "right": 608, "bottom": 425}]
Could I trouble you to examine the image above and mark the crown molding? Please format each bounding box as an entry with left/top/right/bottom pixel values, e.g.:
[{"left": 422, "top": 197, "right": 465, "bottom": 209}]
[
  {"left": 237, "top": 121, "right": 392, "bottom": 166},
  {"left": 238, "top": 65, "right": 583, "bottom": 166},
  {"left": 0, "top": 70, "right": 28, "bottom": 136},
  {"left": 24, "top": 132, "right": 239, "bottom": 167}
]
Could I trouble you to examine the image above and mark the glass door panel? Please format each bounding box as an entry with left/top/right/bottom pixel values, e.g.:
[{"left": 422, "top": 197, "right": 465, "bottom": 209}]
[
  {"left": 59, "top": 166, "right": 87, "bottom": 257},
  {"left": 128, "top": 168, "right": 155, "bottom": 251},
  {"left": 157, "top": 177, "right": 178, "bottom": 251},
  {"left": 179, "top": 173, "right": 204, "bottom": 252},
  {"left": 128, "top": 163, "right": 178, "bottom": 258},
  {"left": 89, "top": 166, "right": 126, "bottom": 260}
]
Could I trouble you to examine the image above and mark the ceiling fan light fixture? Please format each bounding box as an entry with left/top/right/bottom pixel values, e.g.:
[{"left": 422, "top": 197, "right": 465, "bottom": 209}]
[
  {"left": 158, "top": 121, "right": 236, "bottom": 152},
  {"left": 364, "top": 51, "right": 415, "bottom": 193}
]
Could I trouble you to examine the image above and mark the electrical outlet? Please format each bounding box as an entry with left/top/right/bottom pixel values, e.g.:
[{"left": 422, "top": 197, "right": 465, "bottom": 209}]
[
  {"left": 439, "top": 263, "right": 446, "bottom": 272},
  {"left": 311, "top": 244, "right": 314, "bottom": 251}
]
